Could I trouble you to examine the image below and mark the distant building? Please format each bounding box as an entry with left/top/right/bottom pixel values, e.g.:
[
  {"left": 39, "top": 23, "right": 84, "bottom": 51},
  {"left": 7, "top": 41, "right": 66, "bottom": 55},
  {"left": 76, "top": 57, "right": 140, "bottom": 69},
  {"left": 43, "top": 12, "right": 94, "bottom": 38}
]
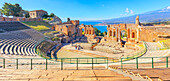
[
  {"left": 29, "top": 10, "right": 48, "bottom": 18},
  {"left": 51, "top": 18, "right": 96, "bottom": 43},
  {"left": 52, "top": 18, "right": 80, "bottom": 37}
]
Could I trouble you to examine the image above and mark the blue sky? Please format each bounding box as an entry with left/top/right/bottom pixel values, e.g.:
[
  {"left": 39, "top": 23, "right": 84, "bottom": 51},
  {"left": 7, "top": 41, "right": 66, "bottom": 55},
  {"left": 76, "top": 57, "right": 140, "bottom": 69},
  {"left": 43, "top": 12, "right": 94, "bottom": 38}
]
[{"left": 0, "top": 0, "right": 169, "bottom": 21}]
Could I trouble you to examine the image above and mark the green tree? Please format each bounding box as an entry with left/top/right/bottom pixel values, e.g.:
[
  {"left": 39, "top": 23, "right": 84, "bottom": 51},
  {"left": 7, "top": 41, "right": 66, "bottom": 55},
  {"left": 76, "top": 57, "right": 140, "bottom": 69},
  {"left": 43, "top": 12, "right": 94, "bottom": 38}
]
[
  {"left": 94, "top": 27, "right": 104, "bottom": 36},
  {"left": 0, "top": 3, "right": 23, "bottom": 17},
  {"left": 13, "top": 3, "right": 22, "bottom": 17},
  {"left": 49, "top": 13, "right": 55, "bottom": 17},
  {"left": 103, "top": 31, "right": 107, "bottom": 36},
  {"left": 0, "top": 8, "right": 2, "bottom": 16},
  {"left": 0, "top": 3, "right": 12, "bottom": 16},
  {"left": 23, "top": 10, "right": 30, "bottom": 18},
  {"left": 42, "top": 14, "right": 48, "bottom": 18}
]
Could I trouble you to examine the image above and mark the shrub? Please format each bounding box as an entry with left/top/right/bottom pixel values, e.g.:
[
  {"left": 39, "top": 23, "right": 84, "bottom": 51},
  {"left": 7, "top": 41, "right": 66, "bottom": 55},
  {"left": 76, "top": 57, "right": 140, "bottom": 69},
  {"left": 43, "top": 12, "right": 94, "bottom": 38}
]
[{"left": 51, "top": 37, "right": 60, "bottom": 41}]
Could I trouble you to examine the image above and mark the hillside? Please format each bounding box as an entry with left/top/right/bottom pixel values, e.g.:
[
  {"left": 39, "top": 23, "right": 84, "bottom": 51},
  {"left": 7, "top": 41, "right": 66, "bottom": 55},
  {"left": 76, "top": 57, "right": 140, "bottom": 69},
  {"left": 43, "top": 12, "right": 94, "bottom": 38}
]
[
  {"left": 142, "top": 21, "right": 170, "bottom": 26},
  {"left": 98, "top": 6, "right": 170, "bottom": 24},
  {"left": 22, "top": 21, "right": 51, "bottom": 31}
]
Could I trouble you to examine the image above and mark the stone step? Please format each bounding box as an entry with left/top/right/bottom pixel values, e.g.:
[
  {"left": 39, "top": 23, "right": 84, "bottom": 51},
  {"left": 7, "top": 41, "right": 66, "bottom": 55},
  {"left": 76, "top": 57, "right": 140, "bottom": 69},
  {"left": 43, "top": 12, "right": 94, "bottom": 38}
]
[
  {"left": 1, "top": 44, "right": 7, "bottom": 54},
  {"left": 5, "top": 44, "right": 10, "bottom": 54},
  {"left": 9, "top": 45, "right": 14, "bottom": 54},
  {"left": 13, "top": 45, "right": 18, "bottom": 55}
]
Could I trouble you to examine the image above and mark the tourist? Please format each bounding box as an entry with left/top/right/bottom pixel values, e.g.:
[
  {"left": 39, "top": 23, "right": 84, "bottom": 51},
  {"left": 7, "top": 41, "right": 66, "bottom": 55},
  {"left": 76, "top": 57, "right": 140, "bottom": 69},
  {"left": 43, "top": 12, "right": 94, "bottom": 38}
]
[
  {"left": 75, "top": 45, "right": 77, "bottom": 50},
  {"left": 71, "top": 42, "right": 73, "bottom": 46},
  {"left": 78, "top": 45, "right": 80, "bottom": 50}
]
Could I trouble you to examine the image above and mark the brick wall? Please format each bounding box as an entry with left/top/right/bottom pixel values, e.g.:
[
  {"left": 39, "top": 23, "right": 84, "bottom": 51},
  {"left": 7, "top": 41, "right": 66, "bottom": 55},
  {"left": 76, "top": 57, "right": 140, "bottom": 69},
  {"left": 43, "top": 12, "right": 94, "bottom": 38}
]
[
  {"left": 0, "top": 17, "right": 43, "bottom": 22},
  {"left": 139, "top": 27, "right": 170, "bottom": 42}
]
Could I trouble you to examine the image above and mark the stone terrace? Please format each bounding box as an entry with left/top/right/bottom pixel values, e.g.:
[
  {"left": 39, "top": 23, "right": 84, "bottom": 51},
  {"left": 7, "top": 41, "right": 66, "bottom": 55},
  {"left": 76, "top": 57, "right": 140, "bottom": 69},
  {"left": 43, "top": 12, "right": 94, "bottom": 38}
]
[
  {"left": 123, "top": 68, "right": 170, "bottom": 81},
  {"left": 0, "top": 69, "right": 134, "bottom": 81}
]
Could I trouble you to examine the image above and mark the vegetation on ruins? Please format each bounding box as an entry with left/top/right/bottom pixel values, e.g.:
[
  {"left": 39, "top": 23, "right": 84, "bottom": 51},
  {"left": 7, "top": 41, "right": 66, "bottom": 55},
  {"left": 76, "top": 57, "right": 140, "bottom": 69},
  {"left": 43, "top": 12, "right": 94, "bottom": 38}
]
[
  {"left": 51, "top": 36, "right": 60, "bottom": 41},
  {"left": 37, "top": 40, "right": 57, "bottom": 58},
  {"left": 142, "top": 21, "right": 170, "bottom": 26},
  {"left": 43, "top": 17, "right": 53, "bottom": 21},
  {"left": 42, "top": 13, "right": 55, "bottom": 21},
  {"left": 44, "top": 31, "right": 60, "bottom": 42},
  {"left": 44, "top": 31, "right": 59, "bottom": 37},
  {"left": 94, "top": 27, "right": 104, "bottom": 36},
  {"left": 121, "top": 30, "right": 127, "bottom": 39},
  {"left": 22, "top": 21, "right": 51, "bottom": 31},
  {"left": 0, "top": 2, "right": 30, "bottom": 18}
]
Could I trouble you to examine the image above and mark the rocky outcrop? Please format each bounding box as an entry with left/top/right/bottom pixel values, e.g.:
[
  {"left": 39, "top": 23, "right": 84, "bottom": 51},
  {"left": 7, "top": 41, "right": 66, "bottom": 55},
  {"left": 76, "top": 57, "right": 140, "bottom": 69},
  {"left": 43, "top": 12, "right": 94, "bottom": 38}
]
[{"left": 48, "top": 16, "right": 62, "bottom": 25}]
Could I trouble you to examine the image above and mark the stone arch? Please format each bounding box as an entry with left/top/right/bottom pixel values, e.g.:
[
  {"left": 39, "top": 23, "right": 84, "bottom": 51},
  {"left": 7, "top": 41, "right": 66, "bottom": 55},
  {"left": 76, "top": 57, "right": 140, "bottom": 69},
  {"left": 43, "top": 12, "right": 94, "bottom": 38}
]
[
  {"left": 79, "top": 26, "right": 86, "bottom": 36},
  {"left": 79, "top": 25, "right": 96, "bottom": 38},
  {"left": 82, "top": 28, "right": 85, "bottom": 35},
  {"left": 120, "top": 30, "right": 127, "bottom": 41}
]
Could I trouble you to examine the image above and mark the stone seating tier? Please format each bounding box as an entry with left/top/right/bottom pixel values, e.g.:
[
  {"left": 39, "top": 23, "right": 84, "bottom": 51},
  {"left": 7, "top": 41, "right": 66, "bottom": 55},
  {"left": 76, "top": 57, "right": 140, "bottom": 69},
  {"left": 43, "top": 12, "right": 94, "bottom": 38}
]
[
  {"left": 0, "top": 22, "right": 45, "bottom": 56},
  {"left": 0, "top": 21, "right": 30, "bottom": 32}
]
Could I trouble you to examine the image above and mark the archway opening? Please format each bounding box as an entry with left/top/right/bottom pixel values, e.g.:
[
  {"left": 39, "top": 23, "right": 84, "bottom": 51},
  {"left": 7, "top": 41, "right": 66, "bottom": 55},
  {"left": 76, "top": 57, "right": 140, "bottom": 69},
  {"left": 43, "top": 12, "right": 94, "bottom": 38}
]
[
  {"left": 121, "top": 30, "right": 127, "bottom": 47},
  {"left": 61, "top": 38, "right": 65, "bottom": 43},
  {"left": 68, "top": 31, "right": 72, "bottom": 37},
  {"left": 82, "top": 28, "right": 85, "bottom": 36},
  {"left": 109, "top": 30, "right": 112, "bottom": 37},
  {"left": 121, "top": 30, "right": 127, "bottom": 41},
  {"left": 113, "top": 31, "right": 116, "bottom": 37},
  {"left": 89, "top": 30, "right": 91, "bottom": 34},
  {"left": 132, "top": 32, "right": 135, "bottom": 38}
]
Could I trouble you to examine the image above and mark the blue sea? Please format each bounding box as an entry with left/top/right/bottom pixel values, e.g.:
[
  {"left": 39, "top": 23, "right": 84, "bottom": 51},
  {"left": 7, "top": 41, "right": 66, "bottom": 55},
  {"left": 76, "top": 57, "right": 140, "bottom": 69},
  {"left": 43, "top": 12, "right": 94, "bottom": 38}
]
[{"left": 80, "top": 21, "right": 107, "bottom": 33}]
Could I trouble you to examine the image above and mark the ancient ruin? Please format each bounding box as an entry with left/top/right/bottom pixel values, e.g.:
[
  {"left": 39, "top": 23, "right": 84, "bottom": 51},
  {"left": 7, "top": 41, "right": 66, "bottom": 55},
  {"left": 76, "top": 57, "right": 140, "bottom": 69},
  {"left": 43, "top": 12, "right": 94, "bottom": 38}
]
[
  {"left": 51, "top": 18, "right": 96, "bottom": 43},
  {"left": 105, "top": 16, "right": 170, "bottom": 44}
]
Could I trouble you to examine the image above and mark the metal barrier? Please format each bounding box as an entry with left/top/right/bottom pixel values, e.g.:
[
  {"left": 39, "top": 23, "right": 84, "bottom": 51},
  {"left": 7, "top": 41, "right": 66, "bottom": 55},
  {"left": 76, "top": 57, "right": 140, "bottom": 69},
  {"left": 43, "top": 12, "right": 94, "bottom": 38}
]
[
  {"left": 121, "top": 56, "right": 170, "bottom": 70},
  {"left": 0, "top": 57, "right": 108, "bottom": 70}
]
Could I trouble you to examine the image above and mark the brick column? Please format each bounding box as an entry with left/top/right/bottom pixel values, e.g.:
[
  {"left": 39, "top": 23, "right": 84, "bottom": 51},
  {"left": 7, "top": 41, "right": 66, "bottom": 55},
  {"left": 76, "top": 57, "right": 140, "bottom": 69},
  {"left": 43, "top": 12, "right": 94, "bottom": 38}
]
[
  {"left": 107, "top": 28, "right": 110, "bottom": 37},
  {"left": 118, "top": 28, "right": 121, "bottom": 42},
  {"left": 137, "top": 28, "right": 140, "bottom": 42},
  {"left": 112, "top": 27, "right": 113, "bottom": 40},
  {"left": 116, "top": 28, "right": 118, "bottom": 41}
]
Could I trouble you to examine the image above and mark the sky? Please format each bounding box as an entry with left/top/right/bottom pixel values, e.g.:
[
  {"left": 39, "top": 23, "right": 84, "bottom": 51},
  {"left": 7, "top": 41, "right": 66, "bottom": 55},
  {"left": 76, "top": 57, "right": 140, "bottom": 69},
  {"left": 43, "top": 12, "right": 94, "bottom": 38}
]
[{"left": 0, "top": 0, "right": 169, "bottom": 21}]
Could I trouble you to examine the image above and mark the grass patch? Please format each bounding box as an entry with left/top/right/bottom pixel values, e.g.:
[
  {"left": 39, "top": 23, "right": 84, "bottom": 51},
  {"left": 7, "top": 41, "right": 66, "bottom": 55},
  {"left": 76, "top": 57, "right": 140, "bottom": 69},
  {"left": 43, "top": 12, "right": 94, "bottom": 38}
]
[
  {"left": 43, "top": 17, "right": 53, "bottom": 21},
  {"left": 22, "top": 21, "right": 51, "bottom": 31},
  {"left": 29, "top": 25, "right": 50, "bottom": 31},
  {"left": 138, "top": 44, "right": 144, "bottom": 48},
  {"left": 43, "top": 31, "right": 59, "bottom": 37}
]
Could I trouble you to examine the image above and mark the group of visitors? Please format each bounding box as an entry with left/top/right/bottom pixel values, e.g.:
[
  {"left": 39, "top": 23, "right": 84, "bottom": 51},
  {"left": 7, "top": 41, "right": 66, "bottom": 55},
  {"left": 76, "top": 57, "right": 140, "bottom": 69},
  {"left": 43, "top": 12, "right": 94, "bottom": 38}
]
[{"left": 74, "top": 45, "right": 82, "bottom": 50}]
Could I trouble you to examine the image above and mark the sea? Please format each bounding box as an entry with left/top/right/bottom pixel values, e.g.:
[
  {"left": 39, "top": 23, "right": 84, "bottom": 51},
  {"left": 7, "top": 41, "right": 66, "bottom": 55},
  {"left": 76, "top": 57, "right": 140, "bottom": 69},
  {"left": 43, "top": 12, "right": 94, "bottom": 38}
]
[{"left": 80, "top": 21, "right": 107, "bottom": 33}]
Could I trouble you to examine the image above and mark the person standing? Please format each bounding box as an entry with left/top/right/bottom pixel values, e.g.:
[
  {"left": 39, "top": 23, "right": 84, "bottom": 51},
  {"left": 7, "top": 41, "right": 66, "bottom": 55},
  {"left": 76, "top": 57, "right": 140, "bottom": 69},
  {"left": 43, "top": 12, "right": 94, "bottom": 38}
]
[{"left": 75, "top": 45, "right": 77, "bottom": 50}]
